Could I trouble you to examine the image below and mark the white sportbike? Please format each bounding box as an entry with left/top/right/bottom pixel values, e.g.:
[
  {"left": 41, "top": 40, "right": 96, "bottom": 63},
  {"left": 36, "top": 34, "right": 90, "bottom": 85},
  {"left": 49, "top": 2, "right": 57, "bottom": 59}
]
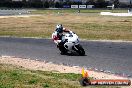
[{"left": 60, "top": 31, "right": 85, "bottom": 56}]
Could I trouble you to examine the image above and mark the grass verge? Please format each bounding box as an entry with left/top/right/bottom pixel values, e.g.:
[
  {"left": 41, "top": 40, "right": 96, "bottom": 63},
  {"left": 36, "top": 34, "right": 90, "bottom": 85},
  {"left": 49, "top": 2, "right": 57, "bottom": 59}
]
[
  {"left": 0, "top": 64, "right": 81, "bottom": 88},
  {"left": 0, "top": 64, "right": 120, "bottom": 88}
]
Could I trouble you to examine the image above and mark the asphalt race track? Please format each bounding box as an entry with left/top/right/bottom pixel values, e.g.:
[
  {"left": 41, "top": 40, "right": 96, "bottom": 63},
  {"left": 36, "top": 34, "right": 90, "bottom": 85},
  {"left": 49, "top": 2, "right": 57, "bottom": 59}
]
[
  {"left": 0, "top": 9, "right": 30, "bottom": 16},
  {"left": 0, "top": 37, "right": 132, "bottom": 77}
]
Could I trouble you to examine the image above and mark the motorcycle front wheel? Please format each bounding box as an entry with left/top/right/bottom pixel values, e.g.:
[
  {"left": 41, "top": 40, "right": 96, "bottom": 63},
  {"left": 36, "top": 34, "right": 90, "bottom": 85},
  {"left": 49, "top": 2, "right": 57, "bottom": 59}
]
[
  {"left": 58, "top": 45, "right": 67, "bottom": 55},
  {"left": 74, "top": 44, "right": 85, "bottom": 56}
]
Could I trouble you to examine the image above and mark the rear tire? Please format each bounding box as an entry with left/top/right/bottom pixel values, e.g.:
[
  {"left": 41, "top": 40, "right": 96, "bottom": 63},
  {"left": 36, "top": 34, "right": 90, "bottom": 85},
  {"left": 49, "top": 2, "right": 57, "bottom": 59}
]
[{"left": 75, "top": 44, "right": 85, "bottom": 56}]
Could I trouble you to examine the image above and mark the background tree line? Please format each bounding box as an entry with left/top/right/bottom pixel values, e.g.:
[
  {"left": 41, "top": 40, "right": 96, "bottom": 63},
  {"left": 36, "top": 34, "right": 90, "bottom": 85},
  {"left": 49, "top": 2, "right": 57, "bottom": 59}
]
[{"left": 0, "top": 0, "right": 130, "bottom": 8}]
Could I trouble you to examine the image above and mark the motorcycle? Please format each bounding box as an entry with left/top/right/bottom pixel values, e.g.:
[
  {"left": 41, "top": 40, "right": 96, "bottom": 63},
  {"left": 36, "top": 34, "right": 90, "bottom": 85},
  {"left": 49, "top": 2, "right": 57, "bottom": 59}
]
[{"left": 58, "top": 31, "right": 85, "bottom": 56}]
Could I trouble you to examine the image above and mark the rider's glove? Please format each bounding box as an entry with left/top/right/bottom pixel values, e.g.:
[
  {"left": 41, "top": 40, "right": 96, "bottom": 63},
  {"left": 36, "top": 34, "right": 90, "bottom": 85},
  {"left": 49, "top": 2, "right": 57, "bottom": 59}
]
[{"left": 58, "top": 39, "right": 67, "bottom": 46}]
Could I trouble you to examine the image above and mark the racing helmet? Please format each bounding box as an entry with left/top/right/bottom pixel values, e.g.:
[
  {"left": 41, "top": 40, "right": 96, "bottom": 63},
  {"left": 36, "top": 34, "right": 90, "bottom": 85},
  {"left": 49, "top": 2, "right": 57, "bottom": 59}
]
[{"left": 56, "top": 24, "right": 63, "bottom": 33}]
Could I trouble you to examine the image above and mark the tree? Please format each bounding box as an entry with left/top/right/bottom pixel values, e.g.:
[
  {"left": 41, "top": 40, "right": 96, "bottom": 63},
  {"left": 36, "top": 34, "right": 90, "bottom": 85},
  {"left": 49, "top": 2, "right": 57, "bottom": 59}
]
[
  {"left": 44, "top": 1, "right": 49, "bottom": 8},
  {"left": 55, "top": 2, "right": 60, "bottom": 8},
  {"left": 86, "top": 0, "right": 95, "bottom": 5},
  {"left": 95, "top": 0, "right": 107, "bottom": 8},
  {"left": 49, "top": 0, "right": 55, "bottom": 8},
  {"left": 113, "top": 0, "right": 119, "bottom": 8},
  {"left": 22, "top": 0, "right": 27, "bottom": 7},
  {"left": 130, "top": 0, "right": 132, "bottom": 8},
  {"left": 29, "top": 0, "right": 43, "bottom": 8}
]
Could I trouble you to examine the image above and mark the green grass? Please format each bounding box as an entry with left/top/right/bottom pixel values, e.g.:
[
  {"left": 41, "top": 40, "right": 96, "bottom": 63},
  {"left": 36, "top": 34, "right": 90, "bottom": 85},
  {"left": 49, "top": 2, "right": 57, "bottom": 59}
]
[
  {"left": 0, "top": 64, "right": 120, "bottom": 88},
  {"left": 0, "top": 64, "right": 81, "bottom": 88}
]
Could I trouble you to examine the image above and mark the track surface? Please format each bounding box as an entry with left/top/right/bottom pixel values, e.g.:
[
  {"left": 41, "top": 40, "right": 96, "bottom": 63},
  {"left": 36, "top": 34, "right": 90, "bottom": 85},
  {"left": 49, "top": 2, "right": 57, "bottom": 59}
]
[
  {"left": 0, "top": 9, "right": 30, "bottom": 16},
  {"left": 0, "top": 37, "right": 132, "bottom": 77}
]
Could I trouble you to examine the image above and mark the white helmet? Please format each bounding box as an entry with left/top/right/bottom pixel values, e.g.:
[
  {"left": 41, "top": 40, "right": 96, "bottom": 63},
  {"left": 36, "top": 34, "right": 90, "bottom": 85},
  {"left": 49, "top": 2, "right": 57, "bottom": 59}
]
[{"left": 56, "top": 24, "right": 63, "bottom": 29}]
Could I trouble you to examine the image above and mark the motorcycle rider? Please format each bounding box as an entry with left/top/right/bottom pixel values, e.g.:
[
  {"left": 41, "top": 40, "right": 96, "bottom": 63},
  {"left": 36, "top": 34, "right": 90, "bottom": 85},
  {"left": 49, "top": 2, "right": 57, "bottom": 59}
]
[{"left": 52, "top": 24, "right": 71, "bottom": 54}]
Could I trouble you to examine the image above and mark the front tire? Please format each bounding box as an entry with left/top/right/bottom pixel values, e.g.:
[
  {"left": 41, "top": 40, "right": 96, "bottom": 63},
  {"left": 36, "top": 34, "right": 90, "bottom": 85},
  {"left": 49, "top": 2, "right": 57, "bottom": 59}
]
[
  {"left": 58, "top": 45, "right": 67, "bottom": 55},
  {"left": 75, "top": 44, "right": 85, "bottom": 56}
]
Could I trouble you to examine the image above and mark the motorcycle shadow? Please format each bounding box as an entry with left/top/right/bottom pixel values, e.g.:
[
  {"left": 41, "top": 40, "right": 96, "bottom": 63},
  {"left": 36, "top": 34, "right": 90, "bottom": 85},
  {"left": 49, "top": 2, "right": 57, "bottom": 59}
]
[{"left": 61, "top": 52, "right": 87, "bottom": 56}]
